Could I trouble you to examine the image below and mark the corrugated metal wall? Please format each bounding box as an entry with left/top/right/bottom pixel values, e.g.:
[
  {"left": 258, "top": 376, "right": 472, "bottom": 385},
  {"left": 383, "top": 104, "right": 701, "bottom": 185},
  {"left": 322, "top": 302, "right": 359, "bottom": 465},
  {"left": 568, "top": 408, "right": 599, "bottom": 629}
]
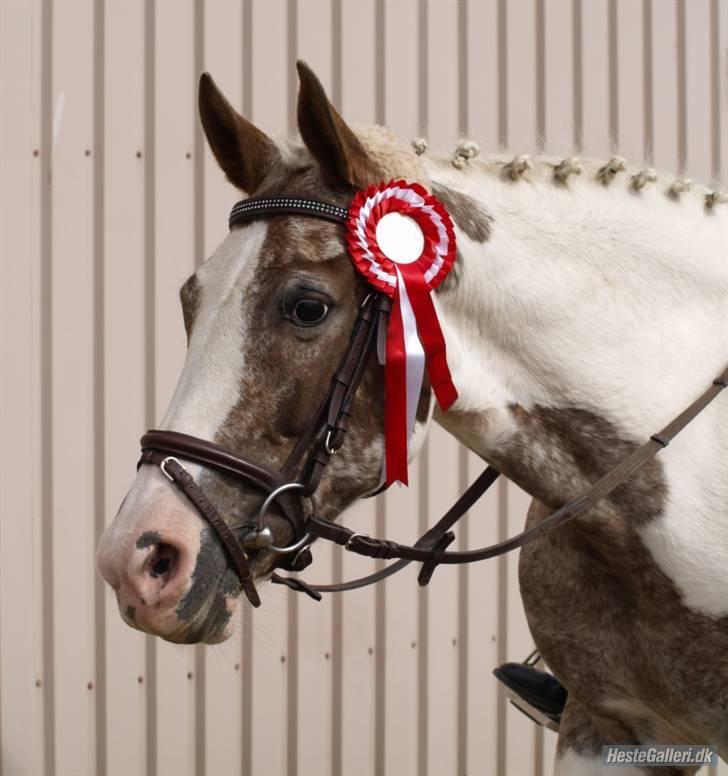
[{"left": 1, "top": 1, "right": 727, "bottom": 775}]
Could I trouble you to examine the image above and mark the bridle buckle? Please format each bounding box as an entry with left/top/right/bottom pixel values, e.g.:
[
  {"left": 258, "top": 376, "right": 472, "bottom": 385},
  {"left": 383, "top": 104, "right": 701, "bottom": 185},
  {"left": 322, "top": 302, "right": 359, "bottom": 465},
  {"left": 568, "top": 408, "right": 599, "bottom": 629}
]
[{"left": 160, "top": 456, "right": 180, "bottom": 482}]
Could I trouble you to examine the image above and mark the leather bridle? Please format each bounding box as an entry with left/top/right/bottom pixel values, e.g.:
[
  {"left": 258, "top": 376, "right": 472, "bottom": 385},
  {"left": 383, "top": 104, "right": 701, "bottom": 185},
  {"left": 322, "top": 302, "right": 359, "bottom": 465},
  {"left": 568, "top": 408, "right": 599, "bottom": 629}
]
[{"left": 138, "top": 194, "right": 728, "bottom": 609}]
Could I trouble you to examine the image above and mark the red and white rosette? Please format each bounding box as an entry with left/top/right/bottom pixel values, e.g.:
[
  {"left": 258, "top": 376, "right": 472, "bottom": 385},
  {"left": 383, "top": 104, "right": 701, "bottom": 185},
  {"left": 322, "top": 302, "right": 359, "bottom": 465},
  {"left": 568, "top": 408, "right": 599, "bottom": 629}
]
[{"left": 345, "top": 180, "right": 458, "bottom": 486}]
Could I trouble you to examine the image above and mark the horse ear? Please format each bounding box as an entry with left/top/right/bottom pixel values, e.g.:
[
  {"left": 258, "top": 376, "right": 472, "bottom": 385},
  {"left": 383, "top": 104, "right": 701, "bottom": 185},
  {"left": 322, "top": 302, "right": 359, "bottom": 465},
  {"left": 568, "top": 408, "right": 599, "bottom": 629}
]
[
  {"left": 198, "top": 72, "right": 280, "bottom": 193},
  {"left": 296, "top": 60, "right": 378, "bottom": 191}
]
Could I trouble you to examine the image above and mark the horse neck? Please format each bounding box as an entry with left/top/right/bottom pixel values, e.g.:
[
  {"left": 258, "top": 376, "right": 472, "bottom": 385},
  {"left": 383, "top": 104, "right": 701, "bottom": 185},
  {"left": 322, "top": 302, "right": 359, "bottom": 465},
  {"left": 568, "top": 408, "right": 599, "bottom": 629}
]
[{"left": 427, "top": 155, "right": 728, "bottom": 504}]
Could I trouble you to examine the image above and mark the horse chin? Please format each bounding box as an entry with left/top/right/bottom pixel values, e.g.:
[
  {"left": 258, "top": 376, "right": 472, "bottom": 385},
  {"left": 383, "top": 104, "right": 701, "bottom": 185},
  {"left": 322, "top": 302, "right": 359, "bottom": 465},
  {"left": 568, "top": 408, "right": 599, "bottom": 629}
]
[{"left": 174, "top": 597, "right": 239, "bottom": 645}]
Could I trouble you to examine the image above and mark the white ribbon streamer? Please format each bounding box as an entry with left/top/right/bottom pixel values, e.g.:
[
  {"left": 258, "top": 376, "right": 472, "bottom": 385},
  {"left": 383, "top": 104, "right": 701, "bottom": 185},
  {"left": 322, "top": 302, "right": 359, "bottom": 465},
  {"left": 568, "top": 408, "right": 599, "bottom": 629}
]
[{"left": 395, "top": 267, "right": 426, "bottom": 453}]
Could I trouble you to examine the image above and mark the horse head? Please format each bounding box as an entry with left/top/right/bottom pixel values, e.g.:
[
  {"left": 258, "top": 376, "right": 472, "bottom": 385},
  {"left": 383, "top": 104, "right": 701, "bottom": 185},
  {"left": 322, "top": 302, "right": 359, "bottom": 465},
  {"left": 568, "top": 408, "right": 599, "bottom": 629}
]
[{"left": 96, "top": 63, "right": 433, "bottom": 644}]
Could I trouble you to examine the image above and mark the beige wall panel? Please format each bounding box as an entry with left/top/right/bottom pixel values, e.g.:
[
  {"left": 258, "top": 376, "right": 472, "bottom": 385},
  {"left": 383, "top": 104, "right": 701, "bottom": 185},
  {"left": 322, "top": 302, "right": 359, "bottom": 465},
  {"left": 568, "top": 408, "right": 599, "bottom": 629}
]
[
  {"left": 153, "top": 2, "right": 197, "bottom": 775},
  {"left": 249, "top": 586, "right": 288, "bottom": 776},
  {"left": 251, "top": 0, "right": 289, "bottom": 135},
  {"left": 383, "top": 0, "right": 421, "bottom": 142},
  {"left": 543, "top": 0, "right": 575, "bottom": 152},
  {"left": 684, "top": 0, "right": 713, "bottom": 184},
  {"left": 102, "top": 1, "right": 149, "bottom": 774},
  {"left": 199, "top": 2, "right": 247, "bottom": 773},
  {"left": 463, "top": 454, "right": 501, "bottom": 776},
  {"left": 202, "top": 0, "right": 244, "bottom": 258},
  {"left": 506, "top": 0, "right": 539, "bottom": 154},
  {"left": 341, "top": 0, "right": 376, "bottom": 125},
  {"left": 467, "top": 0, "right": 500, "bottom": 152},
  {"left": 579, "top": 0, "right": 611, "bottom": 156},
  {"left": 299, "top": 0, "right": 333, "bottom": 93},
  {"left": 504, "top": 483, "right": 538, "bottom": 774},
  {"left": 720, "top": 0, "right": 728, "bottom": 186},
  {"left": 615, "top": 0, "right": 646, "bottom": 163},
  {"left": 337, "top": 496, "right": 378, "bottom": 776},
  {"left": 424, "top": 427, "right": 461, "bottom": 775},
  {"left": 381, "top": 479, "right": 420, "bottom": 776},
  {"left": 650, "top": 0, "right": 679, "bottom": 172},
  {"left": 0, "top": 2, "right": 45, "bottom": 774},
  {"left": 50, "top": 1, "right": 98, "bottom": 773}
]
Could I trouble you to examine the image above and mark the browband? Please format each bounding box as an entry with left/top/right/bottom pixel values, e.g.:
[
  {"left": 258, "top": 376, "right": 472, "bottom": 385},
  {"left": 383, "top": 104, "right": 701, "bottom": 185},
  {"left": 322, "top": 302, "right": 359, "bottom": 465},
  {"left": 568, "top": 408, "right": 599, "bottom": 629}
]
[{"left": 229, "top": 196, "right": 349, "bottom": 229}]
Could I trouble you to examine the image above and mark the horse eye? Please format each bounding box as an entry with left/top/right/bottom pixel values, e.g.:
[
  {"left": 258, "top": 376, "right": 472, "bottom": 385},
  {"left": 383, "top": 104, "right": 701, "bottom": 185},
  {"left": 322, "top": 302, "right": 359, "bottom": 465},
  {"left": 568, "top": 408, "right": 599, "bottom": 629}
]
[{"left": 289, "top": 298, "right": 329, "bottom": 326}]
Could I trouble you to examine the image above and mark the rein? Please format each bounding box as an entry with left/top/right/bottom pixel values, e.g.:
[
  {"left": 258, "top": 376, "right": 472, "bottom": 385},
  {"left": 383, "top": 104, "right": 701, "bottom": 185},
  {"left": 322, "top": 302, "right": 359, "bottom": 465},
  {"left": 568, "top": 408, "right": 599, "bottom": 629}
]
[{"left": 138, "top": 194, "right": 728, "bottom": 607}]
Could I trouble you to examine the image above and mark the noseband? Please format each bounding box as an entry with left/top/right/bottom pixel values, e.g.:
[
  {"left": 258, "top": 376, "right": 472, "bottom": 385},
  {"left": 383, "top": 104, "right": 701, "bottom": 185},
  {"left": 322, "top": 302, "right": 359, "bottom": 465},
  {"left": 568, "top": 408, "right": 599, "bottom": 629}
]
[{"left": 139, "top": 194, "right": 728, "bottom": 608}]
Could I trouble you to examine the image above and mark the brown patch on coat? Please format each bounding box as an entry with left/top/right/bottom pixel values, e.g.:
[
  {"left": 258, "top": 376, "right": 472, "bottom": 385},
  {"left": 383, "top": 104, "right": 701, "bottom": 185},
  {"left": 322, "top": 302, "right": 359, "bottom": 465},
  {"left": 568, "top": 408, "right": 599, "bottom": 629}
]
[
  {"left": 188, "top": 111, "right": 432, "bottom": 581},
  {"left": 430, "top": 182, "right": 493, "bottom": 243},
  {"left": 200, "top": 213, "right": 391, "bottom": 574},
  {"left": 484, "top": 406, "right": 728, "bottom": 753},
  {"left": 179, "top": 274, "right": 200, "bottom": 342},
  {"left": 558, "top": 696, "right": 693, "bottom": 775}
]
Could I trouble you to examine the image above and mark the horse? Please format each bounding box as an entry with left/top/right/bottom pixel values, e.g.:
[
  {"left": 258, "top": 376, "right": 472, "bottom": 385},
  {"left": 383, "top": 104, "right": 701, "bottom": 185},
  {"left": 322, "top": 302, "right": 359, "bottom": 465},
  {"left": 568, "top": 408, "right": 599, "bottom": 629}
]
[{"left": 96, "top": 61, "right": 728, "bottom": 774}]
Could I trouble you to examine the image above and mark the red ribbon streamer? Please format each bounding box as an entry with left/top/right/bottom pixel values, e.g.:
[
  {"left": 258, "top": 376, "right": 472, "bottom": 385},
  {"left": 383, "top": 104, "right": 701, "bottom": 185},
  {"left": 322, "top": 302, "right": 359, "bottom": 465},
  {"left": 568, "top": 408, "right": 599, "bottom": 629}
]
[
  {"left": 398, "top": 263, "right": 458, "bottom": 411},
  {"left": 384, "top": 284, "right": 409, "bottom": 486}
]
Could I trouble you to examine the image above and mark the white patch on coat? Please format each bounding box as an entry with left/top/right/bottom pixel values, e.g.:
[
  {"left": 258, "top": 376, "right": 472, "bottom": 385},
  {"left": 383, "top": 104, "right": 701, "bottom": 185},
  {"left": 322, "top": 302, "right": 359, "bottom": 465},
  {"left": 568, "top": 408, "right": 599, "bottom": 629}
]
[
  {"left": 638, "top": 399, "right": 728, "bottom": 617},
  {"left": 160, "top": 221, "right": 268, "bottom": 441},
  {"left": 425, "top": 159, "right": 728, "bottom": 617},
  {"left": 100, "top": 222, "right": 268, "bottom": 556}
]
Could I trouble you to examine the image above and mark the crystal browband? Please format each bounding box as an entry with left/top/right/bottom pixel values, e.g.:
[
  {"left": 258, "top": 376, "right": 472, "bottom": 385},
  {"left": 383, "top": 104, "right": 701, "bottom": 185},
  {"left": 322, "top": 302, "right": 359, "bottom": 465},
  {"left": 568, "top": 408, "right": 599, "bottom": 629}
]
[{"left": 228, "top": 196, "right": 349, "bottom": 229}]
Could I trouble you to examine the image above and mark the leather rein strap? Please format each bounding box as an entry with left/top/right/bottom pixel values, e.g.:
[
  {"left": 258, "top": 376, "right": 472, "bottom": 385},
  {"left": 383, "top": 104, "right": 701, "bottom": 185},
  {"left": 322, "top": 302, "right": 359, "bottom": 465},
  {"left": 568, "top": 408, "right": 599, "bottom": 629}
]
[{"left": 138, "top": 192, "right": 728, "bottom": 606}]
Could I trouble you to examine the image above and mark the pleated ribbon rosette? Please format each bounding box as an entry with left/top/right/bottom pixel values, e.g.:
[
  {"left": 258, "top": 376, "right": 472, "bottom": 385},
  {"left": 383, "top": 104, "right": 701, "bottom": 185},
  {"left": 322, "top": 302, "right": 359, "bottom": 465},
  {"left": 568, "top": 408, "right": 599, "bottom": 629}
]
[{"left": 345, "top": 180, "right": 458, "bottom": 486}]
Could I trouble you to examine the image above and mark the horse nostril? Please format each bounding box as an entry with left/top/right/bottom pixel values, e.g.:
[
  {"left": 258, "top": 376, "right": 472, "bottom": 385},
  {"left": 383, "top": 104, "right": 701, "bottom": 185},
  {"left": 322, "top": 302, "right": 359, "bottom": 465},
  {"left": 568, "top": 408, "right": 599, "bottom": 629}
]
[{"left": 148, "top": 543, "right": 179, "bottom": 579}]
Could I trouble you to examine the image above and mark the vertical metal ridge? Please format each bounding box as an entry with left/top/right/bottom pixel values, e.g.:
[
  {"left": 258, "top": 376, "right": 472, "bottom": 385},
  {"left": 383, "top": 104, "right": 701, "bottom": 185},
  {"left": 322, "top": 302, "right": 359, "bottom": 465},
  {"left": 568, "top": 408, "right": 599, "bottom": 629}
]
[
  {"left": 416, "top": 10, "right": 429, "bottom": 773},
  {"left": 241, "top": 6, "right": 253, "bottom": 775},
  {"left": 40, "top": 0, "right": 55, "bottom": 773},
  {"left": 286, "top": 0, "right": 297, "bottom": 136},
  {"left": 457, "top": 0, "right": 468, "bottom": 138},
  {"left": 417, "top": 0, "right": 428, "bottom": 135},
  {"left": 534, "top": 724, "right": 544, "bottom": 776},
  {"left": 242, "top": 0, "right": 252, "bottom": 117},
  {"left": 375, "top": 0, "right": 385, "bottom": 124},
  {"left": 608, "top": 0, "right": 619, "bottom": 150},
  {"left": 642, "top": 0, "right": 654, "bottom": 164},
  {"left": 241, "top": 614, "right": 253, "bottom": 776},
  {"left": 193, "top": 2, "right": 207, "bottom": 772},
  {"left": 329, "top": 13, "right": 343, "bottom": 775},
  {"left": 193, "top": 6, "right": 206, "bottom": 775},
  {"left": 572, "top": 0, "right": 583, "bottom": 151},
  {"left": 709, "top": 0, "right": 720, "bottom": 183},
  {"left": 497, "top": 0, "right": 507, "bottom": 149},
  {"left": 416, "top": 442, "right": 429, "bottom": 776},
  {"left": 456, "top": 12, "right": 469, "bottom": 769},
  {"left": 676, "top": 0, "right": 687, "bottom": 172},
  {"left": 535, "top": 0, "right": 545, "bottom": 150},
  {"left": 374, "top": 496, "right": 386, "bottom": 776},
  {"left": 143, "top": 2, "right": 157, "bottom": 774},
  {"left": 456, "top": 447, "right": 468, "bottom": 776},
  {"left": 286, "top": 595, "right": 299, "bottom": 776},
  {"left": 286, "top": 6, "right": 299, "bottom": 775},
  {"left": 92, "top": 1, "right": 108, "bottom": 774},
  {"left": 374, "top": 6, "right": 386, "bottom": 775},
  {"left": 495, "top": 478, "right": 508, "bottom": 776},
  {"left": 193, "top": 0, "right": 205, "bottom": 270}
]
